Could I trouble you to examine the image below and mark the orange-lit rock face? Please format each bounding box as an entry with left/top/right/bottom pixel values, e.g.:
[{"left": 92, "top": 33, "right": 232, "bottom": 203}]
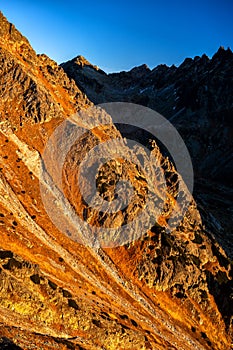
[{"left": 0, "top": 11, "right": 232, "bottom": 350}]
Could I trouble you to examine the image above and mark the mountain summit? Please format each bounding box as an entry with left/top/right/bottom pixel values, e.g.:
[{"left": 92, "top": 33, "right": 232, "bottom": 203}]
[{"left": 0, "top": 12, "right": 232, "bottom": 349}]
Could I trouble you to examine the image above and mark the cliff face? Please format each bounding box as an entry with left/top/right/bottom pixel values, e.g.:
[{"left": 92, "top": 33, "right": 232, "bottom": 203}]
[{"left": 0, "top": 12, "right": 232, "bottom": 350}]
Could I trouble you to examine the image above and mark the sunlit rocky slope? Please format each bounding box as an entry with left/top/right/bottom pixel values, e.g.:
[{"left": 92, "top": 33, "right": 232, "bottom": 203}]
[{"left": 0, "top": 12, "right": 232, "bottom": 350}]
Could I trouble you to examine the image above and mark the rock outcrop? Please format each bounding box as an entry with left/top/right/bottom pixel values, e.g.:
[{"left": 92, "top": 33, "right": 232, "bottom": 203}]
[{"left": 0, "top": 12, "right": 232, "bottom": 350}]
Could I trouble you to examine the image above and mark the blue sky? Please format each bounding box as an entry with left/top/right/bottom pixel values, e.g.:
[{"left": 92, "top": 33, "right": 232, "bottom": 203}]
[{"left": 1, "top": 0, "right": 233, "bottom": 72}]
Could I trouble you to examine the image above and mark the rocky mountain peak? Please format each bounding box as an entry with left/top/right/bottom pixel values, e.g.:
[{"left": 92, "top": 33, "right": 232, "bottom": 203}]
[
  {"left": 129, "top": 63, "right": 151, "bottom": 75},
  {"left": 0, "top": 13, "right": 89, "bottom": 128},
  {"left": 0, "top": 11, "right": 36, "bottom": 64},
  {"left": 212, "top": 45, "right": 233, "bottom": 61},
  {"left": 0, "top": 12, "right": 232, "bottom": 350},
  {"left": 75, "top": 54, "right": 95, "bottom": 67},
  {"left": 0, "top": 11, "right": 23, "bottom": 41},
  {"left": 61, "top": 55, "right": 107, "bottom": 81}
]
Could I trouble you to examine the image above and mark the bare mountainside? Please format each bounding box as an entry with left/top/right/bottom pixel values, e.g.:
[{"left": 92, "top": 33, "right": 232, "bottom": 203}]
[{"left": 0, "top": 12, "right": 232, "bottom": 350}]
